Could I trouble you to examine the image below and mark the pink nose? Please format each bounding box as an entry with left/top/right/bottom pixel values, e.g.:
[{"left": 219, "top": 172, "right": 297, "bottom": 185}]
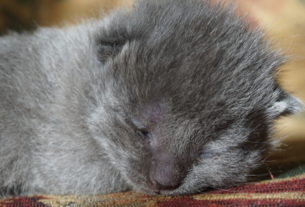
[{"left": 149, "top": 153, "right": 183, "bottom": 190}]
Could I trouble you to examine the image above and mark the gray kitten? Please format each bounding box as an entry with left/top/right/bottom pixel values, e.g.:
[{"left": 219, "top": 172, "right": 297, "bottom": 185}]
[{"left": 0, "top": 0, "right": 303, "bottom": 197}]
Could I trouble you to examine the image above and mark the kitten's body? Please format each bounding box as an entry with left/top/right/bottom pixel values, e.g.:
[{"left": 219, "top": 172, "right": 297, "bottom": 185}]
[
  {"left": 0, "top": 0, "right": 303, "bottom": 197},
  {"left": 0, "top": 23, "right": 128, "bottom": 195}
]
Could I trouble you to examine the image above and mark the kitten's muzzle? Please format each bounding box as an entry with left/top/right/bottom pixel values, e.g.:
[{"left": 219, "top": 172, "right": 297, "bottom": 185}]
[{"left": 149, "top": 153, "right": 186, "bottom": 191}]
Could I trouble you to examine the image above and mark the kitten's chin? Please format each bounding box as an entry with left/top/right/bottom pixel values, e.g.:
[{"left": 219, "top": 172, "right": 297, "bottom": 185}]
[
  {"left": 131, "top": 178, "right": 190, "bottom": 195},
  {"left": 131, "top": 182, "right": 163, "bottom": 195},
  {"left": 134, "top": 187, "right": 160, "bottom": 195},
  {"left": 158, "top": 188, "right": 189, "bottom": 195},
  {"left": 133, "top": 183, "right": 187, "bottom": 195},
  {"left": 133, "top": 181, "right": 209, "bottom": 195},
  {"left": 135, "top": 188, "right": 179, "bottom": 195},
  {"left": 134, "top": 184, "right": 186, "bottom": 195}
]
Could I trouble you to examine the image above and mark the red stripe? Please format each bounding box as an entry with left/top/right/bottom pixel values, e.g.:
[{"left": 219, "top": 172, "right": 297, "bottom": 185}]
[
  {"left": 1, "top": 195, "right": 305, "bottom": 207},
  {"left": 157, "top": 197, "right": 305, "bottom": 207},
  {"left": 0, "top": 196, "right": 49, "bottom": 207}
]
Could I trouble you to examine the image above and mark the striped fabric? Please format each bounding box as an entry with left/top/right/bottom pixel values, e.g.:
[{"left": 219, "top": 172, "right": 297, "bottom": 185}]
[{"left": 1, "top": 167, "right": 305, "bottom": 207}]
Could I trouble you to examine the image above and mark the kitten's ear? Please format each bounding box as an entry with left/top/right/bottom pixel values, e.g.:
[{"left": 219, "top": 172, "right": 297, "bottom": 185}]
[
  {"left": 269, "top": 91, "right": 304, "bottom": 118},
  {"left": 97, "top": 38, "right": 127, "bottom": 63}
]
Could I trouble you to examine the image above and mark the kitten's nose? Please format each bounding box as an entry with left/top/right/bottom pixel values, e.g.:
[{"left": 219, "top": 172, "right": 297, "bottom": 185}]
[{"left": 149, "top": 153, "right": 183, "bottom": 190}]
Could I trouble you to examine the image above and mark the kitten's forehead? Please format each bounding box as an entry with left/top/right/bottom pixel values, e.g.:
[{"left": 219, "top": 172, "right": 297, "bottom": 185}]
[{"left": 104, "top": 0, "right": 285, "bottom": 123}]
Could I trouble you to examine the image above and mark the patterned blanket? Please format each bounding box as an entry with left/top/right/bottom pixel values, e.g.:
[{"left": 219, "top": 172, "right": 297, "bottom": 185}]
[{"left": 1, "top": 166, "right": 305, "bottom": 207}]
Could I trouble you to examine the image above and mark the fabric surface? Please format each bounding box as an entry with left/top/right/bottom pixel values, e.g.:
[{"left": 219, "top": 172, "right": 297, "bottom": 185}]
[{"left": 1, "top": 167, "right": 305, "bottom": 207}]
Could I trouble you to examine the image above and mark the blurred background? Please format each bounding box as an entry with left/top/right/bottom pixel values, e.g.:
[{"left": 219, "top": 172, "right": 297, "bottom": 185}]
[{"left": 0, "top": 0, "right": 304, "bottom": 176}]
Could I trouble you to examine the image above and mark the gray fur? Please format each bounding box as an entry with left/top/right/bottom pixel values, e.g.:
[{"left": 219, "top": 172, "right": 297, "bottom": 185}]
[{"left": 0, "top": 0, "right": 303, "bottom": 197}]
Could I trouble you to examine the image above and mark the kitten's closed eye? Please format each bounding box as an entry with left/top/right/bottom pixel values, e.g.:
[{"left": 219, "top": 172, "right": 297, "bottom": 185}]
[
  {"left": 137, "top": 127, "right": 151, "bottom": 138},
  {"left": 132, "top": 119, "right": 152, "bottom": 139}
]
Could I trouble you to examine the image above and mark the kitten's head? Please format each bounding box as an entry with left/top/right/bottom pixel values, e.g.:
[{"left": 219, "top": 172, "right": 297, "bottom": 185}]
[{"left": 87, "top": 0, "right": 304, "bottom": 195}]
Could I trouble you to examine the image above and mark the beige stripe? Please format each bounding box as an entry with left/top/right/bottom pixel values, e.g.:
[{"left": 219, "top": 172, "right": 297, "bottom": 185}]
[
  {"left": 194, "top": 192, "right": 305, "bottom": 201},
  {"left": 248, "top": 173, "right": 305, "bottom": 185}
]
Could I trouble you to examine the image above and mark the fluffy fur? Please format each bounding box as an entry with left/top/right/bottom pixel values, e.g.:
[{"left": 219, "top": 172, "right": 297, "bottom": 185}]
[{"left": 0, "top": 0, "right": 303, "bottom": 197}]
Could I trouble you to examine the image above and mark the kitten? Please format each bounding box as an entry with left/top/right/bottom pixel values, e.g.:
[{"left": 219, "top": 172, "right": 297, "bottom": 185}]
[{"left": 0, "top": 0, "right": 303, "bottom": 197}]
